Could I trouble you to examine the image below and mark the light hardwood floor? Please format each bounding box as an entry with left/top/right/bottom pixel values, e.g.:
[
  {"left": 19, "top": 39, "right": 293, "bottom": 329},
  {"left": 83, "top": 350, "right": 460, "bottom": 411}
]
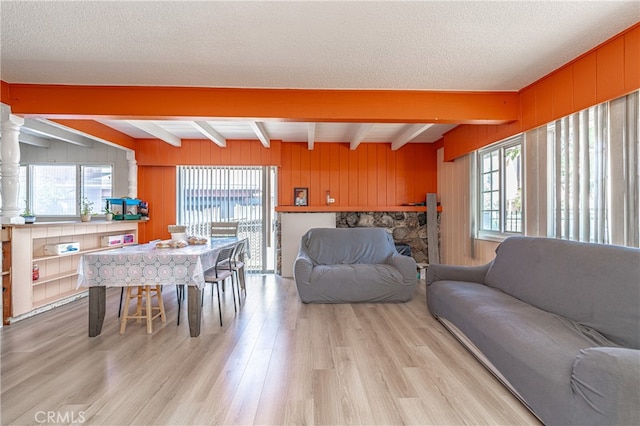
[{"left": 1, "top": 275, "right": 540, "bottom": 425}]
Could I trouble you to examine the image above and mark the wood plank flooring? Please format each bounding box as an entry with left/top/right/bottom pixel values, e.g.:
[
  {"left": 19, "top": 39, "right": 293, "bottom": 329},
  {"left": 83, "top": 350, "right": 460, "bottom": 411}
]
[{"left": 1, "top": 275, "right": 540, "bottom": 425}]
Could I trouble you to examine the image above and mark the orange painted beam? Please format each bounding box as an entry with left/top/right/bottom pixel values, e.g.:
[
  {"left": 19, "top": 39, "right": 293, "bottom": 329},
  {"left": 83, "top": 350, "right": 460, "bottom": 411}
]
[
  {"left": 5, "top": 84, "right": 518, "bottom": 124},
  {"left": 51, "top": 119, "right": 137, "bottom": 150}
]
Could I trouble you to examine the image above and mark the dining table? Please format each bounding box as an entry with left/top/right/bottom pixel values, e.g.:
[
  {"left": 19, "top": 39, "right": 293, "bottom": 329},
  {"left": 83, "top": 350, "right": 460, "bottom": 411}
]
[{"left": 77, "top": 237, "right": 238, "bottom": 337}]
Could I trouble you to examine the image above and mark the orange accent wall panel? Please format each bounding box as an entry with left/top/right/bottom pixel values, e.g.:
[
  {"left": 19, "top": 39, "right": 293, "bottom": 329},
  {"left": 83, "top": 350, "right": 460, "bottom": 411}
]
[
  {"left": 376, "top": 144, "right": 388, "bottom": 207},
  {"left": 552, "top": 66, "right": 574, "bottom": 118},
  {"left": 443, "top": 121, "right": 525, "bottom": 162},
  {"left": 573, "top": 52, "right": 598, "bottom": 111},
  {"left": 1, "top": 80, "right": 10, "bottom": 105},
  {"left": 596, "top": 35, "right": 625, "bottom": 103},
  {"left": 136, "top": 138, "right": 282, "bottom": 167},
  {"left": 520, "top": 87, "right": 537, "bottom": 131},
  {"left": 535, "top": 77, "right": 554, "bottom": 125},
  {"left": 624, "top": 26, "right": 640, "bottom": 92},
  {"left": 348, "top": 151, "right": 359, "bottom": 206},
  {"left": 443, "top": 23, "right": 640, "bottom": 161},
  {"left": 279, "top": 142, "right": 437, "bottom": 208},
  {"left": 137, "top": 166, "right": 177, "bottom": 243}
]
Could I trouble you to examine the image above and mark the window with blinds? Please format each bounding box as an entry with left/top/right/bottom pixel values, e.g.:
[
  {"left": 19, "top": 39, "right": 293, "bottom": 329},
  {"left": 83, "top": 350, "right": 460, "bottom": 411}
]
[
  {"left": 548, "top": 91, "right": 639, "bottom": 246},
  {"left": 176, "top": 166, "right": 276, "bottom": 272}
]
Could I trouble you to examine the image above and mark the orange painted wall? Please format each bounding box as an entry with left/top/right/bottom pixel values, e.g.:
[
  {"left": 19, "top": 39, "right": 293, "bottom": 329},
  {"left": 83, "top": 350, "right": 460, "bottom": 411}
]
[
  {"left": 443, "top": 23, "right": 640, "bottom": 161},
  {"left": 136, "top": 139, "right": 282, "bottom": 241},
  {"left": 135, "top": 138, "right": 282, "bottom": 167},
  {"left": 0, "top": 80, "right": 10, "bottom": 105},
  {"left": 136, "top": 139, "right": 437, "bottom": 241},
  {"left": 278, "top": 142, "right": 437, "bottom": 208},
  {"left": 137, "top": 166, "right": 176, "bottom": 243}
]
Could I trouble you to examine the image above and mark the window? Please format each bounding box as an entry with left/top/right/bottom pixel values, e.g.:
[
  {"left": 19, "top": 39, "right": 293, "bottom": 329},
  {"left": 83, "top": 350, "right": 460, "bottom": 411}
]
[
  {"left": 547, "top": 91, "right": 639, "bottom": 246},
  {"left": 81, "top": 165, "right": 113, "bottom": 213},
  {"left": 20, "top": 164, "right": 112, "bottom": 216},
  {"left": 477, "top": 136, "right": 522, "bottom": 238},
  {"left": 177, "top": 165, "right": 277, "bottom": 272},
  {"left": 548, "top": 106, "right": 608, "bottom": 243}
]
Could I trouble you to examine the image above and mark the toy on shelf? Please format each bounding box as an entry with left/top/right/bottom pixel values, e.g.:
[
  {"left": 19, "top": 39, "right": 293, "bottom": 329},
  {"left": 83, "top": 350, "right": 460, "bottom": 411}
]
[{"left": 106, "top": 198, "right": 142, "bottom": 220}]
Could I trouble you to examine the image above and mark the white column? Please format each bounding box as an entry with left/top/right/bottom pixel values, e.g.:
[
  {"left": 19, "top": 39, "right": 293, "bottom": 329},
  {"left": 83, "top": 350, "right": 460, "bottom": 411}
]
[
  {"left": 126, "top": 150, "right": 137, "bottom": 198},
  {"left": 1, "top": 104, "right": 24, "bottom": 223}
]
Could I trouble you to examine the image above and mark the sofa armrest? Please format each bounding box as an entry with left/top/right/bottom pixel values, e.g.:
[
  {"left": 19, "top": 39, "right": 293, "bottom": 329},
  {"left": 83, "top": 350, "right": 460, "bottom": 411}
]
[
  {"left": 293, "top": 249, "right": 314, "bottom": 285},
  {"left": 426, "top": 262, "right": 492, "bottom": 286},
  {"left": 387, "top": 253, "right": 417, "bottom": 285},
  {"left": 570, "top": 347, "right": 640, "bottom": 425}
]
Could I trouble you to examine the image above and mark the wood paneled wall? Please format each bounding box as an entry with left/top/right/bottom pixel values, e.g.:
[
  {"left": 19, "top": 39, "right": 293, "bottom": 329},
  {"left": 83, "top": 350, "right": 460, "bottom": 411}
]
[
  {"left": 279, "top": 142, "right": 438, "bottom": 207},
  {"left": 136, "top": 140, "right": 437, "bottom": 242},
  {"left": 443, "top": 23, "right": 640, "bottom": 161},
  {"left": 135, "top": 139, "right": 282, "bottom": 167},
  {"left": 137, "top": 166, "right": 176, "bottom": 243},
  {"left": 437, "top": 148, "right": 498, "bottom": 266},
  {"left": 136, "top": 139, "right": 281, "bottom": 241}
]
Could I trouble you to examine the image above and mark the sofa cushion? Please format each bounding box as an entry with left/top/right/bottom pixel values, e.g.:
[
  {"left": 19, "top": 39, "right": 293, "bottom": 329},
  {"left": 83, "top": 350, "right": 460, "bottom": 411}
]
[
  {"left": 301, "top": 227, "right": 396, "bottom": 265},
  {"left": 306, "top": 263, "right": 411, "bottom": 303},
  {"left": 483, "top": 236, "right": 640, "bottom": 349}
]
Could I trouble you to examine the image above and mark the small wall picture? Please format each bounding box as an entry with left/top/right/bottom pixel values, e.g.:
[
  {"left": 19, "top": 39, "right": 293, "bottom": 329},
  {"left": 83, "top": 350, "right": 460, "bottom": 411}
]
[{"left": 294, "top": 187, "right": 308, "bottom": 206}]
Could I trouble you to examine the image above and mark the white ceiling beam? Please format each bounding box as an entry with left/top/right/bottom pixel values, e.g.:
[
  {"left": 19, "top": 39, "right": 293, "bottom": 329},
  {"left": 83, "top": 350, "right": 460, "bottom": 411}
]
[
  {"left": 23, "top": 118, "right": 94, "bottom": 147},
  {"left": 350, "top": 123, "right": 374, "bottom": 150},
  {"left": 249, "top": 121, "right": 270, "bottom": 148},
  {"left": 307, "top": 123, "right": 316, "bottom": 150},
  {"left": 18, "top": 133, "right": 52, "bottom": 148},
  {"left": 191, "top": 121, "right": 226, "bottom": 147},
  {"left": 125, "top": 120, "right": 182, "bottom": 147},
  {"left": 391, "top": 124, "right": 434, "bottom": 151}
]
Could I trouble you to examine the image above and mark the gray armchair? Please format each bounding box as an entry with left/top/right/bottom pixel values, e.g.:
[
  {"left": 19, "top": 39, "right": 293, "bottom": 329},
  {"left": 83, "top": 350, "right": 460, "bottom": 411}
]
[{"left": 293, "top": 227, "right": 417, "bottom": 303}]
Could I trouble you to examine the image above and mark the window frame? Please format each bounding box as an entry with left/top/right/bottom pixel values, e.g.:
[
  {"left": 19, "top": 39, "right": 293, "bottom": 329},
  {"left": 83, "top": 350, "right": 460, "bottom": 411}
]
[
  {"left": 475, "top": 135, "right": 523, "bottom": 241},
  {"left": 19, "top": 163, "right": 114, "bottom": 218}
]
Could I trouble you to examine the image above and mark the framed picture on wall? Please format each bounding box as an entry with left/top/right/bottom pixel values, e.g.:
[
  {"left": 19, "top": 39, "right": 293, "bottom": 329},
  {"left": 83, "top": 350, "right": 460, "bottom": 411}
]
[{"left": 294, "top": 187, "right": 308, "bottom": 206}]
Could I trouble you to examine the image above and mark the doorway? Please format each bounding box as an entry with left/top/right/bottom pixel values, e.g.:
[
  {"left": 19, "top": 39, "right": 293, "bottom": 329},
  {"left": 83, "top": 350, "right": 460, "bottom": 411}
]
[{"left": 176, "top": 166, "right": 277, "bottom": 272}]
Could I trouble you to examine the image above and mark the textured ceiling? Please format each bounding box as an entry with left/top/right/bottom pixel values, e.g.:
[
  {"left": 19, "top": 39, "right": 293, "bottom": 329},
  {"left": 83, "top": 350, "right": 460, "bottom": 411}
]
[{"left": 2, "top": 1, "right": 639, "bottom": 147}]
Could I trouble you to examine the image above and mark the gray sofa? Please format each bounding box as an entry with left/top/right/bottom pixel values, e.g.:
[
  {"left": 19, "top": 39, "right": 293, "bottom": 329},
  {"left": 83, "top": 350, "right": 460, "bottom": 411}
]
[
  {"left": 294, "top": 227, "right": 417, "bottom": 303},
  {"left": 426, "top": 236, "right": 640, "bottom": 425}
]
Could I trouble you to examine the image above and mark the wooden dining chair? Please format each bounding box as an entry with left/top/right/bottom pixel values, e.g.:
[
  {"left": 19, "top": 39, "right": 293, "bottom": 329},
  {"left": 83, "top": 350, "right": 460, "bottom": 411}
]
[{"left": 203, "top": 246, "right": 235, "bottom": 326}]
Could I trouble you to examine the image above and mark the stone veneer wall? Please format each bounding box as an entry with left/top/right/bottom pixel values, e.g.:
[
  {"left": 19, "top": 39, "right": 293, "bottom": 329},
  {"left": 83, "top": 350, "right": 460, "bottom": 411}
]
[
  {"left": 276, "top": 210, "right": 439, "bottom": 274},
  {"left": 336, "top": 211, "right": 438, "bottom": 264}
]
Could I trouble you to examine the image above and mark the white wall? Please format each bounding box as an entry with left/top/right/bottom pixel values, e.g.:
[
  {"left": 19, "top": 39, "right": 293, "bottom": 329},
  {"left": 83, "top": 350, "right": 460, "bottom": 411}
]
[{"left": 280, "top": 212, "right": 336, "bottom": 277}]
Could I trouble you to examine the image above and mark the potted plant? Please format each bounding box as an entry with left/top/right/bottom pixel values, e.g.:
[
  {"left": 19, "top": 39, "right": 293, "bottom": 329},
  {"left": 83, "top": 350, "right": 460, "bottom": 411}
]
[
  {"left": 21, "top": 200, "right": 36, "bottom": 224},
  {"left": 80, "top": 197, "right": 94, "bottom": 222},
  {"left": 103, "top": 200, "right": 113, "bottom": 221}
]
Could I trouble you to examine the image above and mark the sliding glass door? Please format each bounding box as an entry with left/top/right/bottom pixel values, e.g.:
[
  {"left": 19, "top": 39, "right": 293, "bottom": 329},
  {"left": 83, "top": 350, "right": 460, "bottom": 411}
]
[{"left": 176, "top": 166, "right": 277, "bottom": 272}]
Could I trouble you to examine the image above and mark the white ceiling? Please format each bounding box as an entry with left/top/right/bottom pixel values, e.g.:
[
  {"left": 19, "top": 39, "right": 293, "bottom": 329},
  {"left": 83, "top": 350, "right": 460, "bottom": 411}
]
[{"left": 2, "top": 1, "right": 639, "bottom": 148}]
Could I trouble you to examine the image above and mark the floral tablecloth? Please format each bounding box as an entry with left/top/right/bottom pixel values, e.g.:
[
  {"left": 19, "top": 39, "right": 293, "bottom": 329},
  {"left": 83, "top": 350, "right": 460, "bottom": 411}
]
[{"left": 77, "top": 238, "right": 237, "bottom": 290}]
